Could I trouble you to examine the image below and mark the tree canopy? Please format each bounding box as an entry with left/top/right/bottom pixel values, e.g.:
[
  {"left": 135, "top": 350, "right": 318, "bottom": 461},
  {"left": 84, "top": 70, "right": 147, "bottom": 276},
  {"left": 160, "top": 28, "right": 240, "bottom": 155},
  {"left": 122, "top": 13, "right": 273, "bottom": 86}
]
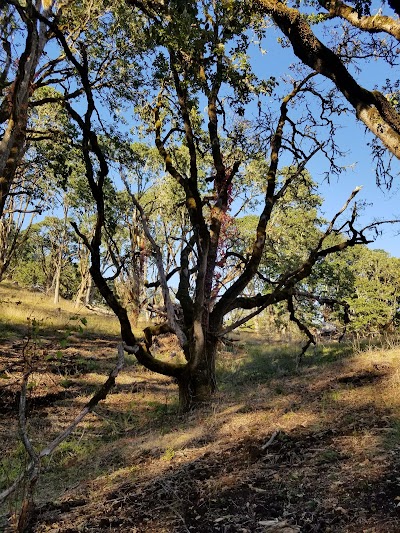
[{"left": 0, "top": 0, "right": 399, "bottom": 410}]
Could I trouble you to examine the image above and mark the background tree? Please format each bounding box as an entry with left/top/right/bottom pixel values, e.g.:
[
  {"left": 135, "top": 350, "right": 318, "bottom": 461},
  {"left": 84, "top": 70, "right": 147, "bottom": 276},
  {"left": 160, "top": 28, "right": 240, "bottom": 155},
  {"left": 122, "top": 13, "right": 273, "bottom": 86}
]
[
  {"left": 0, "top": 180, "right": 40, "bottom": 282},
  {"left": 40, "top": 0, "right": 399, "bottom": 412},
  {"left": 11, "top": 216, "right": 79, "bottom": 299},
  {"left": 318, "top": 246, "right": 400, "bottom": 334},
  {"left": 0, "top": 0, "right": 133, "bottom": 220},
  {"left": 226, "top": 168, "right": 325, "bottom": 334}
]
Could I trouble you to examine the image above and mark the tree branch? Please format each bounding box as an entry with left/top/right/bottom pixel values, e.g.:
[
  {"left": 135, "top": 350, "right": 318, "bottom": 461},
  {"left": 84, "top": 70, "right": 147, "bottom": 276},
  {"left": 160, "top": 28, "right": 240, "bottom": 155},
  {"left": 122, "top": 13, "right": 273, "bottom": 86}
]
[
  {"left": 256, "top": 0, "right": 400, "bottom": 159},
  {"left": 318, "top": 0, "right": 400, "bottom": 41},
  {"left": 286, "top": 295, "right": 316, "bottom": 363},
  {"left": 212, "top": 80, "right": 310, "bottom": 322},
  {"left": 0, "top": 344, "right": 126, "bottom": 506}
]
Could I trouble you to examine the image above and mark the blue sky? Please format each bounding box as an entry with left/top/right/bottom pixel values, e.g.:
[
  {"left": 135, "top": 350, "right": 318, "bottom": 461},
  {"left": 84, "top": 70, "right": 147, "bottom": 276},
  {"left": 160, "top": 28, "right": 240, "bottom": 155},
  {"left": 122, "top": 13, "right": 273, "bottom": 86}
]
[
  {"left": 249, "top": 16, "right": 400, "bottom": 257},
  {"left": 34, "top": 2, "right": 399, "bottom": 257}
]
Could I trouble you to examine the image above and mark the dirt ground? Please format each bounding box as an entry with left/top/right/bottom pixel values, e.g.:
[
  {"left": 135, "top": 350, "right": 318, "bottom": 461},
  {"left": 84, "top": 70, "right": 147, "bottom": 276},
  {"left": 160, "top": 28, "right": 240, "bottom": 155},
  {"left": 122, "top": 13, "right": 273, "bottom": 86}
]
[{"left": 1, "top": 332, "right": 400, "bottom": 532}]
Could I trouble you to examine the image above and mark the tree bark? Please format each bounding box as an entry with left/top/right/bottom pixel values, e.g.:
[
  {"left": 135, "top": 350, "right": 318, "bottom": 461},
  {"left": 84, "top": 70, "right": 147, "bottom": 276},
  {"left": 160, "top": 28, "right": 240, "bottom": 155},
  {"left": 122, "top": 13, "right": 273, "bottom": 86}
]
[
  {"left": 317, "top": 0, "right": 400, "bottom": 40},
  {"left": 85, "top": 274, "right": 94, "bottom": 306},
  {"left": 74, "top": 272, "right": 88, "bottom": 308},
  {"left": 53, "top": 201, "right": 68, "bottom": 304},
  {"left": 176, "top": 314, "right": 221, "bottom": 412},
  {"left": 0, "top": 4, "right": 50, "bottom": 218},
  {"left": 177, "top": 335, "right": 218, "bottom": 412}
]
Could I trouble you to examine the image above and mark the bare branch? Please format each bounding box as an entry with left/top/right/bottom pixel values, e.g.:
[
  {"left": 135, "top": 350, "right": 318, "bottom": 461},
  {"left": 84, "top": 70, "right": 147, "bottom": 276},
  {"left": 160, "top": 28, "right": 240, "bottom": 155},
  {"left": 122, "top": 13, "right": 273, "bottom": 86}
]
[
  {"left": 0, "top": 344, "right": 125, "bottom": 506},
  {"left": 286, "top": 295, "right": 315, "bottom": 364},
  {"left": 121, "top": 172, "right": 187, "bottom": 348},
  {"left": 212, "top": 79, "right": 312, "bottom": 322}
]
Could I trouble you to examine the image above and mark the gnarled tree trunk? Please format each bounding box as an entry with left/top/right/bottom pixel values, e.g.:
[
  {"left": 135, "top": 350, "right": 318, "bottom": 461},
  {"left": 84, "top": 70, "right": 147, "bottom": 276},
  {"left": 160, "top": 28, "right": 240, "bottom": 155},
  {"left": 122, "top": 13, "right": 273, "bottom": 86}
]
[{"left": 177, "top": 334, "right": 218, "bottom": 412}]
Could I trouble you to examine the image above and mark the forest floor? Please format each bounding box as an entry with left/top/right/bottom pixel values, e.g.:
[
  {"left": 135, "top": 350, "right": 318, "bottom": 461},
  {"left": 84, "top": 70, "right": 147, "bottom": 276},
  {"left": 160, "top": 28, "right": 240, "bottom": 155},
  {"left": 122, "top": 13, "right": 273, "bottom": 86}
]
[{"left": 1, "top": 284, "right": 400, "bottom": 532}]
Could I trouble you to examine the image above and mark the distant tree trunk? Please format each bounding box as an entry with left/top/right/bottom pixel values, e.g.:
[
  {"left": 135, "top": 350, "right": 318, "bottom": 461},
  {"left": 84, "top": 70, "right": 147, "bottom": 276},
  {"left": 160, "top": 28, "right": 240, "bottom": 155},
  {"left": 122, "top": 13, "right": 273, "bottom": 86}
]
[
  {"left": 115, "top": 220, "right": 147, "bottom": 325},
  {"left": 0, "top": 219, "right": 9, "bottom": 281},
  {"left": 75, "top": 271, "right": 93, "bottom": 307},
  {"left": 53, "top": 202, "right": 68, "bottom": 305},
  {"left": 116, "top": 271, "right": 141, "bottom": 325},
  {"left": 75, "top": 268, "right": 89, "bottom": 307},
  {"left": 127, "top": 212, "right": 147, "bottom": 325},
  {"left": 85, "top": 274, "right": 94, "bottom": 306},
  {"left": 74, "top": 273, "right": 88, "bottom": 308},
  {"left": 53, "top": 268, "right": 61, "bottom": 304},
  {"left": 53, "top": 245, "right": 64, "bottom": 304},
  {"left": 0, "top": 207, "right": 34, "bottom": 282},
  {"left": 74, "top": 240, "right": 91, "bottom": 308},
  {"left": 74, "top": 272, "right": 93, "bottom": 307}
]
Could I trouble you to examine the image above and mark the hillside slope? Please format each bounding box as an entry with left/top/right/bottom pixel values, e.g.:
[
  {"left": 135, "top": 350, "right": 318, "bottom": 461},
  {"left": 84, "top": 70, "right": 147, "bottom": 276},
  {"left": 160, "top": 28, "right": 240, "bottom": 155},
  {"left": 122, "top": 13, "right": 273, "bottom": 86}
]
[{"left": 1, "top": 285, "right": 400, "bottom": 531}]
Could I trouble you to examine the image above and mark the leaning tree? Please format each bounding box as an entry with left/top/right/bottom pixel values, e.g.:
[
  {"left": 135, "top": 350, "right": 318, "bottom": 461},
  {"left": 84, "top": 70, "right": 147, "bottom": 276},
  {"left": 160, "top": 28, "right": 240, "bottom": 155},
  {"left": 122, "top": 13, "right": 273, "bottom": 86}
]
[
  {"left": 253, "top": 0, "right": 400, "bottom": 167},
  {"left": 30, "top": 0, "right": 400, "bottom": 411}
]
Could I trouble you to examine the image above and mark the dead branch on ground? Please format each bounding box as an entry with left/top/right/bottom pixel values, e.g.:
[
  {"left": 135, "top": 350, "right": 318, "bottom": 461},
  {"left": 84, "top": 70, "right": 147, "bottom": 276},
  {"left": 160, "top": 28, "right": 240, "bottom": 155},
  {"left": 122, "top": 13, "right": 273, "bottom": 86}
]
[{"left": 0, "top": 344, "right": 125, "bottom": 511}]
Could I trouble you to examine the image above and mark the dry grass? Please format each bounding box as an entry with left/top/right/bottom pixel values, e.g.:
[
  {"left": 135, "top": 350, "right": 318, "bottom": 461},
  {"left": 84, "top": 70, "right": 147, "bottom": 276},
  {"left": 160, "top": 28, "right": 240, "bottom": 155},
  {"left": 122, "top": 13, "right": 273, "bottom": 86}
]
[
  {"left": 2, "top": 287, "right": 400, "bottom": 531},
  {"left": 0, "top": 281, "right": 121, "bottom": 338}
]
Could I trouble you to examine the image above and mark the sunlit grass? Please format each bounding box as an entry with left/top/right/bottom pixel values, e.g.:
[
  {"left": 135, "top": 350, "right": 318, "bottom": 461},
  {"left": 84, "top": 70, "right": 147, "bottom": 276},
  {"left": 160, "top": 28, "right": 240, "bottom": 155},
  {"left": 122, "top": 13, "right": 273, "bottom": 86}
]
[
  {"left": 3, "top": 288, "right": 400, "bottom": 526},
  {"left": 0, "top": 281, "right": 121, "bottom": 338},
  {"left": 217, "top": 335, "right": 356, "bottom": 390}
]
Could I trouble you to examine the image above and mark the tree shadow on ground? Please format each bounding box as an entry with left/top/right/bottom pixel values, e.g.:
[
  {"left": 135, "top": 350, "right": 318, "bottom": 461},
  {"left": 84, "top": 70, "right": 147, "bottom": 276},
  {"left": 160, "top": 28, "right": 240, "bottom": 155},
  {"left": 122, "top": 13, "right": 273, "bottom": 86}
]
[
  {"left": 3, "top": 334, "right": 400, "bottom": 532},
  {"left": 27, "top": 408, "right": 400, "bottom": 532},
  {"left": 216, "top": 338, "right": 354, "bottom": 391}
]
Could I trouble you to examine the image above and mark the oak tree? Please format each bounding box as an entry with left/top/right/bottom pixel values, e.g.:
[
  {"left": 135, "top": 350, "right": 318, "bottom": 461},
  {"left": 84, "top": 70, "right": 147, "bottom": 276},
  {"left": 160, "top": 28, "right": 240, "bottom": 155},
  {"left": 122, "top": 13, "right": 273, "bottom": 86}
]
[{"left": 15, "top": 0, "right": 398, "bottom": 411}]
